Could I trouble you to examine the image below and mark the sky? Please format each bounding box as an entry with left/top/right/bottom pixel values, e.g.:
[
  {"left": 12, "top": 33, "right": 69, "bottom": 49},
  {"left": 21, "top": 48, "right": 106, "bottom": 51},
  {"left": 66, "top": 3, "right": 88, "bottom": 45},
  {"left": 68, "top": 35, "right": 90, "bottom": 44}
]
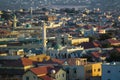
[{"left": 0, "top": 0, "right": 119, "bottom": 10}]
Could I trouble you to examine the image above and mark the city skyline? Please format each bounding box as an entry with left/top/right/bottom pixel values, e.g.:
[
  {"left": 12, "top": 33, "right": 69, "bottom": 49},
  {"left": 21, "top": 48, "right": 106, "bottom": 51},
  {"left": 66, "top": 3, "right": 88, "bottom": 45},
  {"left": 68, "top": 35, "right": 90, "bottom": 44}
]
[{"left": 0, "top": 0, "right": 120, "bottom": 10}]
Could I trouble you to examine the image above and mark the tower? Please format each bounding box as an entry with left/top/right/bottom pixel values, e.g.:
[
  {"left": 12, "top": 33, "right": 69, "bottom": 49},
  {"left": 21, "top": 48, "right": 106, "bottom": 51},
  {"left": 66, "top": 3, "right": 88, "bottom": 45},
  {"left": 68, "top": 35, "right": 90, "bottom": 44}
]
[
  {"left": 0, "top": 11, "right": 2, "bottom": 18},
  {"left": 42, "top": 22, "right": 47, "bottom": 54},
  {"left": 13, "top": 15, "right": 17, "bottom": 30},
  {"left": 30, "top": 7, "right": 33, "bottom": 22}
]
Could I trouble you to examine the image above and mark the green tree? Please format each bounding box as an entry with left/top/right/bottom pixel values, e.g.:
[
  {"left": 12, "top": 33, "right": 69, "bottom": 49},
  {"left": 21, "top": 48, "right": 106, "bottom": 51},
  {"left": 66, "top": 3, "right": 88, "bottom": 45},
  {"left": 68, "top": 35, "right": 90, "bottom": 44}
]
[
  {"left": 1, "top": 11, "right": 12, "bottom": 20},
  {"left": 102, "top": 43, "right": 111, "bottom": 48},
  {"left": 81, "top": 54, "right": 93, "bottom": 62},
  {"left": 99, "top": 33, "right": 112, "bottom": 41},
  {"left": 89, "top": 36, "right": 97, "bottom": 42},
  {"left": 106, "top": 51, "right": 120, "bottom": 62}
]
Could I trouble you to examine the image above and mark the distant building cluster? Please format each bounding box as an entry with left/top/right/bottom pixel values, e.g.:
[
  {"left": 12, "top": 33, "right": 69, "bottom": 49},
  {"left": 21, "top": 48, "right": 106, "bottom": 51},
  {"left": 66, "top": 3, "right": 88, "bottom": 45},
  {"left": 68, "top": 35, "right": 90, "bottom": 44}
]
[{"left": 0, "top": 4, "right": 120, "bottom": 80}]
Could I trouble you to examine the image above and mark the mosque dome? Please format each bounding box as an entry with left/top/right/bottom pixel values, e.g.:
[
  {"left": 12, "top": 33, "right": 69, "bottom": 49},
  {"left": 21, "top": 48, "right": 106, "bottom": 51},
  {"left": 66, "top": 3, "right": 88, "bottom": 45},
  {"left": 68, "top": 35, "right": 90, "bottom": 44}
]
[
  {"left": 54, "top": 44, "right": 62, "bottom": 50},
  {"left": 26, "top": 24, "right": 32, "bottom": 28}
]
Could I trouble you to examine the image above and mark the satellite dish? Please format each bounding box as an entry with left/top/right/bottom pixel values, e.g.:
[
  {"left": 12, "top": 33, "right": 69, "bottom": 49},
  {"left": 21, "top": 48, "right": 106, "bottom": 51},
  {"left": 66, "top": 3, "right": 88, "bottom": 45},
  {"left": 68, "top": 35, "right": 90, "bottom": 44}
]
[
  {"left": 28, "top": 50, "right": 32, "bottom": 54},
  {"left": 51, "top": 69, "right": 56, "bottom": 74}
]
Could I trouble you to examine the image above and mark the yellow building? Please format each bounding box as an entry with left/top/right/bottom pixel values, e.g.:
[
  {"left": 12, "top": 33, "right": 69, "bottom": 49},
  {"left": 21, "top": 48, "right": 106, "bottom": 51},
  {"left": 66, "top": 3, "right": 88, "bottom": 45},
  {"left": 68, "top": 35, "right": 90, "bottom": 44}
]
[
  {"left": 17, "top": 49, "right": 24, "bottom": 56},
  {"left": 71, "top": 38, "right": 89, "bottom": 45},
  {"left": 98, "top": 29, "right": 106, "bottom": 34},
  {"left": 67, "top": 58, "right": 87, "bottom": 66},
  {"left": 47, "top": 15, "right": 57, "bottom": 21},
  {"left": 92, "top": 63, "right": 102, "bottom": 77},
  {"left": 63, "top": 59, "right": 102, "bottom": 80},
  {"left": 85, "top": 62, "right": 102, "bottom": 80},
  {"left": 28, "top": 54, "right": 50, "bottom": 62},
  {"left": 0, "top": 52, "right": 7, "bottom": 56}
]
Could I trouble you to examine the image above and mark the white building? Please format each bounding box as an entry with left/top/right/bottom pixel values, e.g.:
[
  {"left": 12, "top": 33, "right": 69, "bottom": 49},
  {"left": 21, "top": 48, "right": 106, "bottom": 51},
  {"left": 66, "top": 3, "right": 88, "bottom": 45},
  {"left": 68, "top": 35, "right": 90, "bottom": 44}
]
[
  {"left": 102, "top": 62, "right": 120, "bottom": 80},
  {"left": 47, "top": 21, "right": 63, "bottom": 28},
  {"left": 47, "top": 46, "right": 84, "bottom": 58},
  {"left": 80, "top": 27, "right": 98, "bottom": 37},
  {"left": 63, "top": 58, "right": 87, "bottom": 80},
  {"left": 63, "top": 58, "right": 102, "bottom": 80}
]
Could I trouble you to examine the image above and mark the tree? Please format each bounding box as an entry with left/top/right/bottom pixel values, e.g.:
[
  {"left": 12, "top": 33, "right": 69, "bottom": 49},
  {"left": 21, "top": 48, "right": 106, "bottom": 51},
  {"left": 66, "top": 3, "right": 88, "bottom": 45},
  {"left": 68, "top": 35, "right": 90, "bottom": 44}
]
[
  {"left": 89, "top": 36, "right": 97, "bottom": 42},
  {"left": 1, "top": 11, "right": 12, "bottom": 20},
  {"left": 106, "top": 51, "right": 120, "bottom": 62},
  {"left": 99, "top": 33, "right": 112, "bottom": 41},
  {"left": 81, "top": 54, "right": 93, "bottom": 62},
  {"left": 102, "top": 43, "right": 111, "bottom": 48}
]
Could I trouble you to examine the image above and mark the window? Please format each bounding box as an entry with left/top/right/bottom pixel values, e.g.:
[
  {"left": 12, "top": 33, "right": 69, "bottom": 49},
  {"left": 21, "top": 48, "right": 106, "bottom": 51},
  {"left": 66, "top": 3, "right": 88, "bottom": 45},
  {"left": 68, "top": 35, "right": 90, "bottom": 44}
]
[
  {"left": 56, "top": 75, "right": 58, "bottom": 79},
  {"left": 37, "top": 58, "right": 39, "bottom": 61},
  {"left": 74, "top": 70, "right": 77, "bottom": 73},
  {"left": 26, "top": 76, "right": 29, "bottom": 80},
  {"left": 98, "top": 68, "right": 100, "bottom": 72},
  {"left": 87, "top": 70, "right": 92, "bottom": 73},
  {"left": 33, "top": 76, "right": 36, "bottom": 79},
  {"left": 59, "top": 74, "right": 61, "bottom": 77},
  {"left": 62, "top": 74, "right": 64, "bottom": 77},
  {"left": 67, "top": 70, "right": 69, "bottom": 74},
  {"left": 107, "top": 70, "right": 111, "bottom": 73},
  {"left": 94, "top": 69, "right": 96, "bottom": 72}
]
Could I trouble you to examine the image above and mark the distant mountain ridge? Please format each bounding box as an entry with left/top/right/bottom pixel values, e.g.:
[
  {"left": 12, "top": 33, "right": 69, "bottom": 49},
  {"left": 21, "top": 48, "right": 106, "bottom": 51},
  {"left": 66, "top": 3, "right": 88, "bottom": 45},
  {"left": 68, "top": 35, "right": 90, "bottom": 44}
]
[{"left": 0, "top": 0, "right": 120, "bottom": 10}]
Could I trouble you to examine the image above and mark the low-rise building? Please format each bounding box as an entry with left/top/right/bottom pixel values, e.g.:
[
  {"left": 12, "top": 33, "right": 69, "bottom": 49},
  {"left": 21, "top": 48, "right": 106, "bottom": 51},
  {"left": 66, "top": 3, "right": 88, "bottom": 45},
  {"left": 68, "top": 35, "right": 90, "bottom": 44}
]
[
  {"left": 103, "top": 39, "right": 120, "bottom": 46},
  {"left": 102, "top": 62, "right": 120, "bottom": 80},
  {"left": 23, "top": 66, "right": 66, "bottom": 80},
  {"left": 0, "top": 58, "right": 34, "bottom": 80},
  {"left": 63, "top": 58, "right": 102, "bottom": 80},
  {"left": 71, "top": 38, "right": 89, "bottom": 45}
]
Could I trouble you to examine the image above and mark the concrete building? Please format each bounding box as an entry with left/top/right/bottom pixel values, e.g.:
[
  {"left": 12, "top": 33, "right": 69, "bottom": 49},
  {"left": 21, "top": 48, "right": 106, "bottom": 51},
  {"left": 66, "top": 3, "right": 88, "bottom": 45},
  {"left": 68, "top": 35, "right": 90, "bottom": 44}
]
[
  {"left": 0, "top": 58, "right": 34, "bottom": 80},
  {"left": 23, "top": 66, "right": 66, "bottom": 80},
  {"left": 80, "top": 27, "right": 98, "bottom": 37},
  {"left": 102, "top": 62, "right": 120, "bottom": 80},
  {"left": 28, "top": 54, "right": 50, "bottom": 62},
  {"left": 63, "top": 58, "right": 87, "bottom": 80},
  {"left": 71, "top": 38, "right": 89, "bottom": 45},
  {"left": 55, "top": 33, "right": 72, "bottom": 46},
  {"left": 63, "top": 58, "right": 102, "bottom": 80},
  {"left": 46, "top": 15, "right": 57, "bottom": 21},
  {"left": 85, "top": 62, "right": 102, "bottom": 80},
  {"left": 48, "top": 46, "right": 84, "bottom": 59}
]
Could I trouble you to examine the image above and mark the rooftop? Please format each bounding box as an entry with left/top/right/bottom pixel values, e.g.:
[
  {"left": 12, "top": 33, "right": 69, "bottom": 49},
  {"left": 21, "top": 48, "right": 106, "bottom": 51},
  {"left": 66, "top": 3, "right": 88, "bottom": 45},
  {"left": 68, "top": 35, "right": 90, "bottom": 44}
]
[
  {"left": 0, "top": 58, "right": 33, "bottom": 67},
  {"left": 30, "top": 66, "right": 49, "bottom": 76},
  {"left": 103, "top": 62, "right": 120, "bottom": 66},
  {"left": 30, "top": 66, "right": 61, "bottom": 77}
]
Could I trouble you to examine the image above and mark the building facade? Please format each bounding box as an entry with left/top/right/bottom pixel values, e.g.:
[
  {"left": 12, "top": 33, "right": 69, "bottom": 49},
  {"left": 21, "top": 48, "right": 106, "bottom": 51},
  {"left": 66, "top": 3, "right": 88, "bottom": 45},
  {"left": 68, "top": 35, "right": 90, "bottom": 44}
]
[
  {"left": 102, "top": 62, "right": 120, "bottom": 80},
  {"left": 63, "top": 58, "right": 102, "bottom": 80}
]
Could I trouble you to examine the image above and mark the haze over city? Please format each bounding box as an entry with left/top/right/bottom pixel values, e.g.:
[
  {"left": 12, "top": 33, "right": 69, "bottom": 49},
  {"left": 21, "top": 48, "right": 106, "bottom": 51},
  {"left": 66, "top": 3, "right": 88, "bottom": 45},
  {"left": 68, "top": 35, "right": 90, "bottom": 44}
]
[
  {"left": 0, "top": 0, "right": 120, "bottom": 10},
  {"left": 0, "top": 0, "right": 120, "bottom": 80}
]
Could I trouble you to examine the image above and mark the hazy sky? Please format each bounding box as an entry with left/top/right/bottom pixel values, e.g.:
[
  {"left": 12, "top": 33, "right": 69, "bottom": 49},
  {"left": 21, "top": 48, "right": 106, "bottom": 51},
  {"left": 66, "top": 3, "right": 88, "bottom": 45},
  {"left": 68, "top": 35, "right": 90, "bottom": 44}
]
[{"left": 0, "top": 0, "right": 119, "bottom": 10}]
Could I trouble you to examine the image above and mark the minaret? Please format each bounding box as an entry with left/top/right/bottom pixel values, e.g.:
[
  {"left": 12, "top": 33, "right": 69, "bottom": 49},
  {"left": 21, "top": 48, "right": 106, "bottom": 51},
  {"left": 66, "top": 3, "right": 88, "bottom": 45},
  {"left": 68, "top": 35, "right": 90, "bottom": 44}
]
[
  {"left": 30, "top": 7, "right": 33, "bottom": 22},
  {"left": 0, "top": 11, "right": 3, "bottom": 18},
  {"left": 13, "top": 15, "right": 17, "bottom": 30},
  {"left": 42, "top": 22, "right": 47, "bottom": 54}
]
